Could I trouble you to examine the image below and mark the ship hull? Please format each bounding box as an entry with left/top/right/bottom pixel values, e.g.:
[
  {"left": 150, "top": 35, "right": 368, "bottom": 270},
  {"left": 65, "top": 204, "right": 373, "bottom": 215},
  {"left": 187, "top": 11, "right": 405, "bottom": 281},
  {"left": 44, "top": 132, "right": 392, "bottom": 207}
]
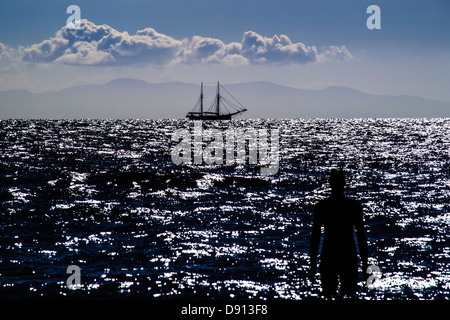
[{"left": 186, "top": 114, "right": 232, "bottom": 120}]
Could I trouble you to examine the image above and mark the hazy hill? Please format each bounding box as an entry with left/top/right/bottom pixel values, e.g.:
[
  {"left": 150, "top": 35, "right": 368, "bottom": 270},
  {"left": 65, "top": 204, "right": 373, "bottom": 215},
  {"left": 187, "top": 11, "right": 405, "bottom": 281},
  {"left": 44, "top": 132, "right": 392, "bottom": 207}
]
[{"left": 1, "top": 79, "right": 449, "bottom": 119}]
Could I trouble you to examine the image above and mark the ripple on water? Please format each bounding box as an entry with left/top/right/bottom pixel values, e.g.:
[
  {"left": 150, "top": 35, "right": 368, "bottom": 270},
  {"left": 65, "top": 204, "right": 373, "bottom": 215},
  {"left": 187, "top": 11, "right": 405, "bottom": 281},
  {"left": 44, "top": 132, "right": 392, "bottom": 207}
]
[{"left": 0, "top": 119, "right": 450, "bottom": 299}]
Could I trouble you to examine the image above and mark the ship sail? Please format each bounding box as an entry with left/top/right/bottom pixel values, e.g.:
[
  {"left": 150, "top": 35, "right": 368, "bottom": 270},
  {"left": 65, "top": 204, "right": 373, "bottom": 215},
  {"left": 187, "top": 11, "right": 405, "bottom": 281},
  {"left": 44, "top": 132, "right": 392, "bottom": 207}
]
[{"left": 186, "top": 82, "right": 247, "bottom": 120}]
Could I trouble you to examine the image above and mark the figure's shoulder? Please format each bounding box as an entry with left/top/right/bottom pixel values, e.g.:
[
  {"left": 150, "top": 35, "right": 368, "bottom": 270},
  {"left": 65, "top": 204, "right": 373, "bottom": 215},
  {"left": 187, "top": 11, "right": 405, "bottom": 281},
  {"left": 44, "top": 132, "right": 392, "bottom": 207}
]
[
  {"left": 315, "top": 196, "right": 362, "bottom": 210},
  {"left": 344, "top": 197, "right": 363, "bottom": 215}
]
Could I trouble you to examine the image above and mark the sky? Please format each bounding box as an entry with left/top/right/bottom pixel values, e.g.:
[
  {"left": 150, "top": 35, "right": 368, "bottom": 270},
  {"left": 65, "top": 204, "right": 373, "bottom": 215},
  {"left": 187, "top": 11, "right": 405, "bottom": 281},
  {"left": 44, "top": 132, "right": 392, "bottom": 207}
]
[{"left": 0, "top": 0, "right": 449, "bottom": 101}]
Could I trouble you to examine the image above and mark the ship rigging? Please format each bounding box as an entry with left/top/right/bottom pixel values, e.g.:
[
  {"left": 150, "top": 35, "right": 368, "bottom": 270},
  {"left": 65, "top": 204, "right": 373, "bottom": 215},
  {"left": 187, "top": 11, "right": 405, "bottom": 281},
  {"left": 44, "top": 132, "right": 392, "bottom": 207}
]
[{"left": 186, "top": 82, "right": 247, "bottom": 120}]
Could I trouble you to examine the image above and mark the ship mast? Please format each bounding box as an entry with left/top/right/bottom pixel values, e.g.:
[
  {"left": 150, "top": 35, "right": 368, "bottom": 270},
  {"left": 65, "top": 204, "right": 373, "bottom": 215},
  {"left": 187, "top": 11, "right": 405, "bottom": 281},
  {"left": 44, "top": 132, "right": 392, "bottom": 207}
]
[
  {"left": 216, "top": 82, "right": 220, "bottom": 115},
  {"left": 200, "top": 82, "right": 203, "bottom": 115}
]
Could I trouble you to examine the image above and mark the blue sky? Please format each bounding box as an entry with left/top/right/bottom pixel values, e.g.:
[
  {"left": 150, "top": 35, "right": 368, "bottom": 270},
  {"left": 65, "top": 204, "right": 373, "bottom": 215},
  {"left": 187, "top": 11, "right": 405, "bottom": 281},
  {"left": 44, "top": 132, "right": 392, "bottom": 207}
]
[{"left": 0, "top": 0, "right": 449, "bottom": 101}]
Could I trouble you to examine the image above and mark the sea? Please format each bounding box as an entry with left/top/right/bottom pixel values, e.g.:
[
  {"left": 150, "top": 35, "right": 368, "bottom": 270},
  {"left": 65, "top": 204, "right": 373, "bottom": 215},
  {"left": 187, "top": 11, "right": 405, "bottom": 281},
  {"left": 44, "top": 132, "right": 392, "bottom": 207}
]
[{"left": 0, "top": 118, "right": 449, "bottom": 300}]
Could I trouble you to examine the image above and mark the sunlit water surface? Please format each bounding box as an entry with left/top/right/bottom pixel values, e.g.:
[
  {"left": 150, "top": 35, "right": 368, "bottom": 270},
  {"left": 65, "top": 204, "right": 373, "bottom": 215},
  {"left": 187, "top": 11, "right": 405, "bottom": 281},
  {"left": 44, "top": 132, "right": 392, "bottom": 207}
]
[{"left": 0, "top": 119, "right": 449, "bottom": 299}]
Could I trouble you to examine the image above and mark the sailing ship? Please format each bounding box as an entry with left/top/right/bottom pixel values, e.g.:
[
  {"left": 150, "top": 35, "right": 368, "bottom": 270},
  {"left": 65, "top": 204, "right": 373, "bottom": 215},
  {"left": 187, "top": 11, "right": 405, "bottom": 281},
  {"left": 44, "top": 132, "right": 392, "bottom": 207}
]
[{"left": 186, "top": 82, "right": 247, "bottom": 120}]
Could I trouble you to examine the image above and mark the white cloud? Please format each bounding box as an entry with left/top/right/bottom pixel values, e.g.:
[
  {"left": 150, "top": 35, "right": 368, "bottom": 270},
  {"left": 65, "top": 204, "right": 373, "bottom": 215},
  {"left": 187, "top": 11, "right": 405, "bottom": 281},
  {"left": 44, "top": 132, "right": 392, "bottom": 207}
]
[
  {"left": 240, "top": 31, "right": 318, "bottom": 65},
  {"left": 0, "top": 42, "right": 20, "bottom": 65},
  {"left": 318, "top": 45, "right": 353, "bottom": 62},
  {"left": 112, "top": 27, "right": 184, "bottom": 65},
  {"left": 56, "top": 41, "right": 114, "bottom": 65},
  {"left": 18, "top": 19, "right": 352, "bottom": 67},
  {"left": 21, "top": 20, "right": 183, "bottom": 66},
  {"left": 176, "top": 36, "right": 249, "bottom": 66},
  {"left": 0, "top": 43, "right": 11, "bottom": 61}
]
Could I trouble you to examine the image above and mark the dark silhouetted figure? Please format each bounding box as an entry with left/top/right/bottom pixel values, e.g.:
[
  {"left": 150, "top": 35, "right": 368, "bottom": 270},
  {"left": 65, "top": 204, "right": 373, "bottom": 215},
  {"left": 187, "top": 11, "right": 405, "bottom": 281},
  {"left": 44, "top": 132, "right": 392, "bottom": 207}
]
[{"left": 309, "top": 169, "right": 368, "bottom": 299}]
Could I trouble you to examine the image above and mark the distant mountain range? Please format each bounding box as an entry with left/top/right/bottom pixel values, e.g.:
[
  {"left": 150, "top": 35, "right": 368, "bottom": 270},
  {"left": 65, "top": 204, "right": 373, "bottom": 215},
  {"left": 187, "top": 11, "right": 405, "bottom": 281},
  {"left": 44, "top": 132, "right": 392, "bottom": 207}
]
[{"left": 1, "top": 78, "right": 449, "bottom": 118}]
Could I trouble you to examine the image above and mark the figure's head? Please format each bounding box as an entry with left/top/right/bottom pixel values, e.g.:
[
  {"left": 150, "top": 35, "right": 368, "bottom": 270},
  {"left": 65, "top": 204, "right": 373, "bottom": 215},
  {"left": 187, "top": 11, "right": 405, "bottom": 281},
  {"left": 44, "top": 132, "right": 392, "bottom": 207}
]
[{"left": 329, "top": 169, "right": 345, "bottom": 195}]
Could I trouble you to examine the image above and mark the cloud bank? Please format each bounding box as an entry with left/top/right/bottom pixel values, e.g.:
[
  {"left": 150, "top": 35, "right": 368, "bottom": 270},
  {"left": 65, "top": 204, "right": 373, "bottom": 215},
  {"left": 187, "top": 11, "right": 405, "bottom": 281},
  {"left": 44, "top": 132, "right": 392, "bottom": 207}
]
[
  {"left": 19, "top": 19, "right": 352, "bottom": 67},
  {"left": 0, "top": 43, "right": 16, "bottom": 63}
]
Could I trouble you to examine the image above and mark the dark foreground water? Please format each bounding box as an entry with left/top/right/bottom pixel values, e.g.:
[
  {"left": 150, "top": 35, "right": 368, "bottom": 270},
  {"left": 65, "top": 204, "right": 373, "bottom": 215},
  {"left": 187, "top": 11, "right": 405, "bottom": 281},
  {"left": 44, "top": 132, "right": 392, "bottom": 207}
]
[{"left": 0, "top": 119, "right": 449, "bottom": 300}]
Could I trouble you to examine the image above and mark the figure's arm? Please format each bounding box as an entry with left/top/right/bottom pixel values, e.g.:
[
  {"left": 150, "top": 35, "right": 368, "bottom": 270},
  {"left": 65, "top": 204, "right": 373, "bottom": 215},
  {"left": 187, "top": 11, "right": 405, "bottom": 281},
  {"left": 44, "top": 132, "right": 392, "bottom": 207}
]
[
  {"left": 355, "top": 203, "right": 368, "bottom": 276},
  {"left": 309, "top": 207, "right": 321, "bottom": 282}
]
